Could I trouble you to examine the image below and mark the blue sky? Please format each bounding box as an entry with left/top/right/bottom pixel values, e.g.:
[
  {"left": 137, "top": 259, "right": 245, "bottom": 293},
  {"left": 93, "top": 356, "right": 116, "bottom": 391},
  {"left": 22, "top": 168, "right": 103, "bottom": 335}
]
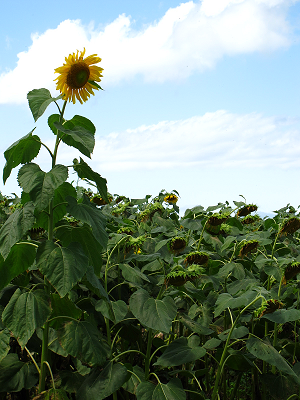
[{"left": 1, "top": 0, "right": 300, "bottom": 214}]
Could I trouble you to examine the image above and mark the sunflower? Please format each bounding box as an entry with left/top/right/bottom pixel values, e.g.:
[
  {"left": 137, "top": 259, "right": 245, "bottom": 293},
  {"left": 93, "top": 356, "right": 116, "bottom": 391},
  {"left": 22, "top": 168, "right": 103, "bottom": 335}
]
[
  {"left": 54, "top": 48, "right": 103, "bottom": 104},
  {"left": 164, "top": 194, "right": 178, "bottom": 204}
]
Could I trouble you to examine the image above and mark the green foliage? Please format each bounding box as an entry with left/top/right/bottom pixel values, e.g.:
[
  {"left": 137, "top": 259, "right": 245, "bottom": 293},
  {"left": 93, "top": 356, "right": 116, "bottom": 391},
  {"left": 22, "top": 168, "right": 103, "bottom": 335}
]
[{"left": 3, "top": 81, "right": 300, "bottom": 400}]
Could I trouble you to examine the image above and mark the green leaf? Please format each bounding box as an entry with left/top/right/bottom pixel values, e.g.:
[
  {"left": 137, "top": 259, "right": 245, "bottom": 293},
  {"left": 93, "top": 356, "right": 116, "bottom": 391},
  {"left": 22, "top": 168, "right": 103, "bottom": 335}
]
[
  {"left": 129, "top": 289, "right": 177, "bottom": 333},
  {"left": 2, "top": 288, "right": 51, "bottom": 348},
  {"left": 122, "top": 365, "right": 145, "bottom": 395},
  {"left": 95, "top": 299, "right": 128, "bottom": 324},
  {"left": 66, "top": 115, "right": 96, "bottom": 135},
  {"left": 73, "top": 158, "right": 108, "bottom": 202},
  {"left": 0, "top": 328, "right": 10, "bottom": 362},
  {"left": 119, "top": 263, "right": 150, "bottom": 283},
  {"left": 27, "top": 88, "right": 62, "bottom": 122},
  {"left": 66, "top": 195, "right": 108, "bottom": 249},
  {"left": 0, "top": 243, "right": 36, "bottom": 290},
  {"left": 154, "top": 337, "right": 206, "bottom": 367},
  {"left": 59, "top": 320, "right": 109, "bottom": 366},
  {"left": 35, "top": 182, "right": 77, "bottom": 230},
  {"left": 55, "top": 223, "right": 103, "bottom": 276},
  {"left": 0, "top": 201, "right": 35, "bottom": 259},
  {"left": 37, "top": 241, "right": 89, "bottom": 297},
  {"left": 18, "top": 163, "right": 68, "bottom": 211},
  {"left": 178, "top": 314, "right": 213, "bottom": 335},
  {"left": 262, "top": 309, "right": 300, "bottom": 323},
  {"left": 77, "top": 362, "right": 129, "bottom": 400},
  {"left": 49, "top": 293, "right": 82, "bottom": 329},
  {"left": 54, "top": 119, "right": 95, "bottom": 158},
  {"left": 218, "top": 326, "right": 249, "bottom": 341},
  {"left": 48, "top": 114, "right": 60, "bottom": 134},
  {"left": 136, "top": 379, "right": 185, "bottom": 400},
  {"left": 3, "top": 130, "right": 41, "bottom": 184},
  {"left": 247, "top": 337, "right": 300, "bottom": 384},
  {"left": 85, "top": 264, "right": 108, "bottom": 300},
  {"left": 214, "top": 291, "right": 256, "bottom": 317},
  {"left": 0, "top": 353, "right": 38, "bottom": 391}
]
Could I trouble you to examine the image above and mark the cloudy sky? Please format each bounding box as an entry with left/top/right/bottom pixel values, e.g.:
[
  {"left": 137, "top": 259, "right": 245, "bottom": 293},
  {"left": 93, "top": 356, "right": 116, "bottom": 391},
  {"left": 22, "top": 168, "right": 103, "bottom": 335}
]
[{"left": 1, "top": 0, "right": 300, "bottom": 214}]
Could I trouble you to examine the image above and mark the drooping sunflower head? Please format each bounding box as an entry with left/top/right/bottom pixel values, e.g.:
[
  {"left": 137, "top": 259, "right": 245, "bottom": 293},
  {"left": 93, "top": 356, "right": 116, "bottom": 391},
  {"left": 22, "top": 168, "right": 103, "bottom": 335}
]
[
  {"left": 279, "top": 217, "right": 300, "bottom": 236},
  {"left": 164, "top": 194, "right": 178, "bottom": 205},
  {"left": 54, "top": 48, "right": 103, "bottom": 104}
]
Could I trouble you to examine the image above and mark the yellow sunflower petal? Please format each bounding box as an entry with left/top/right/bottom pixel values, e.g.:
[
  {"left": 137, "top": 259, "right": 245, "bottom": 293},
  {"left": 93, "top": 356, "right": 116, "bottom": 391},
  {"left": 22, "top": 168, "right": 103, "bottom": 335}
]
[{"left": 54, "top": 48, "right": 103, "bottom": 104}]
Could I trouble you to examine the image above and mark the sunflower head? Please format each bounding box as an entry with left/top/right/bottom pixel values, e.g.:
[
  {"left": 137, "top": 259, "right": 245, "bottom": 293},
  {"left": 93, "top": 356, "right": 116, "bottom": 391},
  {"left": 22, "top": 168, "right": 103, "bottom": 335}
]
[
  {"left": 255, "top": 299, "right": 283, "bottom": 318},
  {"left": 279, "top": 217, "right": 300, "bottom": 236},
  {"left": 238, "top": 239, "right": 259, "bottom": 259},
  {"left": 168, "top": 236, "right": 187, "bottom": 255},
  {"left": 54, "top": 48, "right": 103, "bottom": 104},
  {"left": 184, "top": 251, "right": 209, "bottom": 266},
  {"left": 237, "top": 204, "right": 258, "bottom": 217},
  {"left": 164, "top": 194, "right": 178, "bottom": 205},
  {"left": 282, "top": 262, "right": 300, "bottom": 285}
]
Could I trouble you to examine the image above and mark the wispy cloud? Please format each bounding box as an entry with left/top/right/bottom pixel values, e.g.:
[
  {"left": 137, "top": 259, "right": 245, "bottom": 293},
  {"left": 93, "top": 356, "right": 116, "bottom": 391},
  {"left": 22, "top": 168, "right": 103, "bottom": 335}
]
[
  {"left": 0, "top": 0, "right": 298, "bottom": 104},
  {"left": 46, "top": 110, "right": 300, "bottom": 172}
]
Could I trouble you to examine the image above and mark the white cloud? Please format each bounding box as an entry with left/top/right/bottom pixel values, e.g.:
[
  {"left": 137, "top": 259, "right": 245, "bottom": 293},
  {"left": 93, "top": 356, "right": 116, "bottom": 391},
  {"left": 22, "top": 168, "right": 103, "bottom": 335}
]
[
  {"left": 47, "top": 110, "right": 300, "bottom": 172},
  {"left": 0, "top": 0, "right": 297, "bottom": 104}
]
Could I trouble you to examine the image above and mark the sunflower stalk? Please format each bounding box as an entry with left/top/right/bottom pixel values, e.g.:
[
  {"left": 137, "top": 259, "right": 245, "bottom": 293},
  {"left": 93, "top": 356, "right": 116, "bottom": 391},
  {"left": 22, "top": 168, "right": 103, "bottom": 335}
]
[{"left": 38, "top": 101, "right": 67, "bottom": 393}]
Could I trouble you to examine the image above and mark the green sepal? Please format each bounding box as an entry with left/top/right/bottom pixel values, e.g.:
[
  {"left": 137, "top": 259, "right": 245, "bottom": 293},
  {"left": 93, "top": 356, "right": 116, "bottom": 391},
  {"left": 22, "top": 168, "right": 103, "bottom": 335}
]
[
  {"left": 73, "top": 158, "right": 108, "bottom": 202},
  {"left": 88, "top": 80, "right": 104, "bottom": 90},
  {"left": 27, "top": 88, "right": 62, "bottom": 122},
  {"left": 3, "top": 129, "right": 41, "bottom": 184}
]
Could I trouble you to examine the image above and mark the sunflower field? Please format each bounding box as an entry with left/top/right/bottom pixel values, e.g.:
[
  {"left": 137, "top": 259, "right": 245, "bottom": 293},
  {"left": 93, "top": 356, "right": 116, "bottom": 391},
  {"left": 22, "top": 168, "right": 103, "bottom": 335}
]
[{"left": 1, "top": 51, "right": 300, "bottom": 400}]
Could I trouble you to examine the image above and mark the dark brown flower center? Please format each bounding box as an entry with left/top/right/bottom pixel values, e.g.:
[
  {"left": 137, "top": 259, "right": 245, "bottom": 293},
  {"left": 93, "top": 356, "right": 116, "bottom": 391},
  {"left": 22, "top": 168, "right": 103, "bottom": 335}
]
[{"left": 66, "top": 62, "right": 90, "bottom": 89}]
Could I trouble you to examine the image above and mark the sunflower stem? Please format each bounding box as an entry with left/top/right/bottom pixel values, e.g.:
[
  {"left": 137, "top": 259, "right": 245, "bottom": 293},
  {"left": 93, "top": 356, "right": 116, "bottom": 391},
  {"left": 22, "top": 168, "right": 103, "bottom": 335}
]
[{"left": 39, "top": 99, "right": 67, "bottom": 393}]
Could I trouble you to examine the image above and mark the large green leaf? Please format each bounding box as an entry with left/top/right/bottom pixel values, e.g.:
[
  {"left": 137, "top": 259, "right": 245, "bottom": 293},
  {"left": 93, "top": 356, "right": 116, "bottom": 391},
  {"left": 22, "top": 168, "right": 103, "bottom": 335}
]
[
  {"left": 58, "top": 320, "right": 109, "bottom": 366},
  {"left": 119, "top": 263, "right": 150, "bottom": 284},
  {"left": 77, "top": 362, "right": 129, "bottom": 399},
  {"left": 49, "top": 293, "right": 82, "bottom": 329},
  {"left": 37, "top": 241, "right": 89, "bottom": 297},
  {"left": 0, "top": 202, "right": 35, "bottom": 259},
  {"left": 262, "top": 309, "right": 300, "bottom": 323},
  {"left": 136, "top": 379, "right": 185, "bottom": 400},
  {"left": 2, "top": 289, "right": 51, "bottom": 348},
  {"left": 54, "top": 120, "right": 95, "bottom": 158},
  {"left": 154, "top": 337, "right": 206, "bottom": 367},
  {"left": 0, "top": 328, "right": 10, "bottom": 362},
  {"left": 18, "top": 163, "right": 68, "bottom": 211},
  {"left": 36, "top": 182, "right": 76, "bottom": 230},
  {"left": 55, "top": 223, "right": 103, "bottom": 276},
  {"left": 27, "top": 88, "right": 62, "bottom": 122},
  {"left": 3, "top": 130, "right": 41, "bottom": 183},
  {"left": 66, "top": 195, "right": 108, "bottom": 249},
  {"left": 178, "top": 314, "right": 213, "bottom": 335},
  {"left": 122, "top": 365, "right": 145, "bottom": 395},
  {"left": 214, "top": 291, "right": 257, "bottom": 317},
  {"left": 84, "top": 264, "right": 108, "bottom": 300},
  {"left": 129, "top": 289, "right": 177, "bottom": 333},
  {"left": 247, "top": 337, "right": 300, "bottom": 384},
  {"left": 73, "top": 158, "right": 108, "bottom": 202},
  {"left": 0, "top": 353, "right": 38, "bottom": 391},
  {"left": 0, "top": 243, "right": 36, "bottom": 290},
  {"left": 95, "top": 299, "right": 128, "bottom": 324}
]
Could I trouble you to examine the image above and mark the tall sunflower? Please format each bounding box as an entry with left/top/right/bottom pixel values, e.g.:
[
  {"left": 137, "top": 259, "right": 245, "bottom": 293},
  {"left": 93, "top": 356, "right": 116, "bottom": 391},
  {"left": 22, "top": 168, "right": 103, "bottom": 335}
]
[{"left": 54, "top": 48, "right": 103, "bottom": 104}]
